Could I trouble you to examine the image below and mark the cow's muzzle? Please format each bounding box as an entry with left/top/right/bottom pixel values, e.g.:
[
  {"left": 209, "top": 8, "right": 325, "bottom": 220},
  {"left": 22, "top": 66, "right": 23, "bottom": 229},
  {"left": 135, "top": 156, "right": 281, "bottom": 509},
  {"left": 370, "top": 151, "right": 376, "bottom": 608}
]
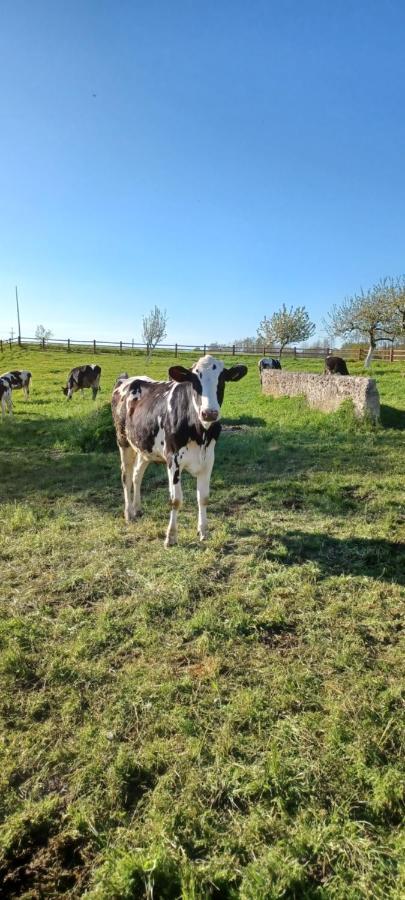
[{"left": 201, "top": 409, "right": 219, "bottom": 422}]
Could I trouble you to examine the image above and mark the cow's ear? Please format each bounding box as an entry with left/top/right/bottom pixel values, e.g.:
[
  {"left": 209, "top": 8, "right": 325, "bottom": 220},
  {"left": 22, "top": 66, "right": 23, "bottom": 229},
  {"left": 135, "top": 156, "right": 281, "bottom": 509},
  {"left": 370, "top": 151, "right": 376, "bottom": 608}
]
[
  {"left": 169, "top": 366, "right": 194, "bottom": 383},
  {"left": 223, "top": 365, "right": 248, "bottom": 382}
]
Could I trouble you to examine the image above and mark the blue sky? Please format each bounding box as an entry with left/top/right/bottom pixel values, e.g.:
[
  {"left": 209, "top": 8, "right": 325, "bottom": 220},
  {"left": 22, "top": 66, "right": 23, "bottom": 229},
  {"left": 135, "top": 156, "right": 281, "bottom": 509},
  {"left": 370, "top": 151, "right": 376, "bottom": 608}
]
[{"left": 1, "top": 1, "right": 405, "bottom": 343}]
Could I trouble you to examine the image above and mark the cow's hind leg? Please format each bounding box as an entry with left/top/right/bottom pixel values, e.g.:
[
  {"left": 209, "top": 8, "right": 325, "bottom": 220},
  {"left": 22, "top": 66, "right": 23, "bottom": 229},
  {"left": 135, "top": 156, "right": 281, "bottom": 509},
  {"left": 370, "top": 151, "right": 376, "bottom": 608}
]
[
  {"left": 165, "top": 459, "right": 183, "bottom": 547},
  {"left": 132, "top": 454, "right": 149, "bottom": 517},
  {"left": 120, "top": 445, "right": 137, "bottom": 522}
]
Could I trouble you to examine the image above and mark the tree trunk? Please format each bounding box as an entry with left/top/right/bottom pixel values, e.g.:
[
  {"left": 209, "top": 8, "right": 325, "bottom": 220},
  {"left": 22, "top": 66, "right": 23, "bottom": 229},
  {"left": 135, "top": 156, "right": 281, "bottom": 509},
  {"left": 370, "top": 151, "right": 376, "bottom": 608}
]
[{"left": 364, "top": 333, "right": 376, "bottom": 368}]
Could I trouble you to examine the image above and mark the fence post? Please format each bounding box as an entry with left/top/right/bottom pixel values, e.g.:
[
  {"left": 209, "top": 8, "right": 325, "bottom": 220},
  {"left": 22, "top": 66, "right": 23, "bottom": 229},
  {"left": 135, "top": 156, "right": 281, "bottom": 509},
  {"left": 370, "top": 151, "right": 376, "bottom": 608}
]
[
  {"left": 9, "top": 338, "right": 11, "bottom": 349},
  {"left": 294, "top": 346, "right": 297, "bottom": 358},
  {"left": 175, "top": 343, "right": 178, "bottom": 358},
  {"left": 0, "top": 339, "right": 2, "bottom": 353},
  {"left": 42, "top": 337, "right": 45, "bottom": 350},
  {"left": 232, "top": 344, "right": 235, "bottom": 356},
  {"left": 120, "top": 341, "right": 122, "bottom": 353},
  {"left": 358, "top": 347, "right": 361, "bottom": 361},
  {"left": 93, "top": 339, "right": 96, "bottom": 354},
  {"left": 203, "top": 344, "right": 206, "bottom": 355},
  {"left": 67, "top": 338, "right": 70, "bottom": 351},
  {"left": 390, "top": 344, "right": 394, "bottom": 362}
]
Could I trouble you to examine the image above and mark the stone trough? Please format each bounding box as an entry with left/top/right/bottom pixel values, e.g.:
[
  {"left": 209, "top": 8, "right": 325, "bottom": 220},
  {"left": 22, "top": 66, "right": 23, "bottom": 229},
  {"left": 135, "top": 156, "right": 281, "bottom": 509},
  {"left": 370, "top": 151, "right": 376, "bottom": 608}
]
[{"left": 261, "top": 371, "right": 380, "bottom": 420}]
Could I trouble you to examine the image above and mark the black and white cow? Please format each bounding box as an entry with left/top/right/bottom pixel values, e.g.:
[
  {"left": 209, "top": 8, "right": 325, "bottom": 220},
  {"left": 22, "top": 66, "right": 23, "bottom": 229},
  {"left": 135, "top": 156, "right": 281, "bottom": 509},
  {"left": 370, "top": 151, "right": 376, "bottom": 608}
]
[
  {"left": 62, "top": 364, "right": 101, "bottom": 399},
  {"left": 258, "top": 357, "right": 281, "bottom": 384},
  {"left": 112, "top": 355, "right": 248, "bottom": 547},
  {"left": 0, "top": 377, "right": 13, "bottom": 419},
  {"left": 324, "top": 356, "right": 349, "bottom": 375},
  {"left": 0, "top": 369, "right": 32, "bottom": 399}
]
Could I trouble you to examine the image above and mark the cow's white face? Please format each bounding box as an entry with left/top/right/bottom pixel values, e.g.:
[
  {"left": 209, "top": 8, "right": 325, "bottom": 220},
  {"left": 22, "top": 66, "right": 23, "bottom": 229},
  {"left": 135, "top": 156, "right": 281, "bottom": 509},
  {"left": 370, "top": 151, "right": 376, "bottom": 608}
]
[{"left": 169, "top": 355, "right": 247, "bottom": 429}]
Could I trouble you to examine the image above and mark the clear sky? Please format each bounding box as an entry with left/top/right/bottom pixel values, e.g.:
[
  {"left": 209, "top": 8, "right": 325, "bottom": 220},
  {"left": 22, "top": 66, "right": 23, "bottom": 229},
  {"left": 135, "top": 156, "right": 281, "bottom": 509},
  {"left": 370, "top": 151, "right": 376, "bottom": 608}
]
[{"left": 1, "top": 0, "right": 405, "bottom": 343}]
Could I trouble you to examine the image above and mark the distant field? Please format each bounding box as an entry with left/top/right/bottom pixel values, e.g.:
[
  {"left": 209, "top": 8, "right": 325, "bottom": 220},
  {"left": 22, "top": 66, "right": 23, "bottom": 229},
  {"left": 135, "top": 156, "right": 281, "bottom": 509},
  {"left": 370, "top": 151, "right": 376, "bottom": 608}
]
[{"left": 0, "top": 347, "right": 404, "bottom": 898}]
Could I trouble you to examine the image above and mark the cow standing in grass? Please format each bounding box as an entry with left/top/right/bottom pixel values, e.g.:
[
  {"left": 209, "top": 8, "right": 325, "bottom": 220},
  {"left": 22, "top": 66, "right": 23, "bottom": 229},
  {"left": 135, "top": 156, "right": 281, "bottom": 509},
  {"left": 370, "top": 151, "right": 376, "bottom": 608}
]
[
  {"left": 112, "top": 355, "right": 247, "bottom": 547},
  {"left": 0, "top": 377, "right": 13, "bottom": 419},
  {"left": 324, "top": 356, "right": 349, "bottom": 375},
  {"left": 62, "top": 364, "right": 101, "bottom": 399},
  {"left": 0, "top": 369, "right": 32, "bottom": 399},
  {"left": 258, "top": 357, "right": 281, "bottom": 384}
]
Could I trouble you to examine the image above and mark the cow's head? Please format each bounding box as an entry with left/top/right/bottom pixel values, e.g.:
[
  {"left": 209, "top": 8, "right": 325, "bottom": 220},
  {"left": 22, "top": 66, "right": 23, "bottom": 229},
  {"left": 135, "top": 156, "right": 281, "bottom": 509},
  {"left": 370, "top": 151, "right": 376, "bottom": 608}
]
[{"left": 169, "top": 355, "right": 247, "bottom": 428}]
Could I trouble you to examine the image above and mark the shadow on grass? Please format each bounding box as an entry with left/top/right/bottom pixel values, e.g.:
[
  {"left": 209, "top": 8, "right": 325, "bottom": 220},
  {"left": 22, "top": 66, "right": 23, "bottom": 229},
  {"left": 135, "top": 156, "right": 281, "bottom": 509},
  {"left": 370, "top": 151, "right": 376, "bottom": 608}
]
[
  {"left": 223, "top": 415, "right": 267, "bottom": 427},
  {"left": 380, "top": 404, "right": 405, "bottom": 429},
  {"left": 0, "top": 450, "right": 120, "bottom": 509},
  {"left": 259, "top": 530, "right": 405, "bottom": 585}
]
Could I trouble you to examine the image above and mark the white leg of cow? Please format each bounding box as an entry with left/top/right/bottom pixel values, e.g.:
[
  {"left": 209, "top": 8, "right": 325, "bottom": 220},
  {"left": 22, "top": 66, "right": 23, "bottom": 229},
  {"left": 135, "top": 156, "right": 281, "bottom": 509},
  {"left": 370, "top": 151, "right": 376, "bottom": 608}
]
[
  {"left": 197, "top": 457, "right": 214, "bottom": 541},
  {"left": 132, "top": 454, "right": 149, "bottom": 517},
  {"left": 6, "top": 393, "right": 13, "bottom": 417},
  {"left": 119, "top": 445, "right": 137, "bottom": 522},
  {"left": 165, "top": 463, "right": 183, "bottom": 548}
]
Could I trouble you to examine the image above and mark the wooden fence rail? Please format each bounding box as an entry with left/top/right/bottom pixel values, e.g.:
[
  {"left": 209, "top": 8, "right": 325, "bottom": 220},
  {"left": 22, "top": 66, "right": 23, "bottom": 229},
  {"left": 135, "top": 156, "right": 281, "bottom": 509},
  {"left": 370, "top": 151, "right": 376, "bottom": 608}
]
[{"left": 1, "top": 336, "right": 405, "bottom": 361}]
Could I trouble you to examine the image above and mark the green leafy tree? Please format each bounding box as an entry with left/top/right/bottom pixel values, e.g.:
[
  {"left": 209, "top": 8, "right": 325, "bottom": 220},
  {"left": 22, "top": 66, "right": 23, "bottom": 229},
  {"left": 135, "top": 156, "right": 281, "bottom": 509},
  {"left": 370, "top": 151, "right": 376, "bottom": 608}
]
[{"left": 257, "top": 304, "right": 315, "bottom": 357}]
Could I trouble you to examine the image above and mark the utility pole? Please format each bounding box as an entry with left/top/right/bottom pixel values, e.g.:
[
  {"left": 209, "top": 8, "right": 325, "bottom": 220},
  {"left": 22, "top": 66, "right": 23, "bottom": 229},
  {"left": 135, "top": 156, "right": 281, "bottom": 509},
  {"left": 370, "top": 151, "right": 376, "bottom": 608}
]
[{"left": 15, "top": 286, "right": 21, "bottom": 343}]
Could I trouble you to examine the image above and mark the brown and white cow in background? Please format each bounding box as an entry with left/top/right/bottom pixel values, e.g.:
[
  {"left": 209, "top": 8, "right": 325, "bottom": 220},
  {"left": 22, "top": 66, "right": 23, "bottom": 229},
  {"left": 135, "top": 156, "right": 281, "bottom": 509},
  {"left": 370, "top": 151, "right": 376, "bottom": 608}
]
[
  {"left": 112, "top": 355, "right": 247, "bottom": 547},
  {"left": 0, "top": 369, "right": 32, "bottom": 399},
  {"left": 0, "top": 377, "right": 13, "bottom": 419},
  {"left": 62, "top": 364, "right": 101, "bottom": 399}
]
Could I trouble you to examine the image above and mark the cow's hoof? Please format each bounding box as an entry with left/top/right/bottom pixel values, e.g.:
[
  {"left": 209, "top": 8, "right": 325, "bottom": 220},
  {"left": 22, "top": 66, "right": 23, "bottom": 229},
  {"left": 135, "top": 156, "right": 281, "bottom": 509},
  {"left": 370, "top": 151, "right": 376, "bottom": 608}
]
[
  {"left": 198, "top": 531, "right": 208, "bottom": 542},
  {"left": 125, "top": 510, "right": 141, "bottom": 523},
  {"left": 164, "top": 533, "right": 177, "bottom": 548}
]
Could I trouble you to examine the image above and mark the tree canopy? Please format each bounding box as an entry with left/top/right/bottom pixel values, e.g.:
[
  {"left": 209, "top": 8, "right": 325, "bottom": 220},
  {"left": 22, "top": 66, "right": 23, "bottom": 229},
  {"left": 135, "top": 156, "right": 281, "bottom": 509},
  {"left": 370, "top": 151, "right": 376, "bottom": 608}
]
[
  {"left": 257, "top": 304, "right": 315, "bottom": 356},
  {"left": 325, "top": 277, "right": 405, "bottom": 366},
  {"left": 142, "top": 306, "right": 168, "bottom": 357}
]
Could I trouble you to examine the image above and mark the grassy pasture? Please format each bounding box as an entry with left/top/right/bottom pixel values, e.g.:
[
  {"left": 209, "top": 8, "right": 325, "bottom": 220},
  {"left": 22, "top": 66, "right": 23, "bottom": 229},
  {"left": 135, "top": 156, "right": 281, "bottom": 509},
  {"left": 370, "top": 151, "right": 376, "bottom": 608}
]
[{"left": 0, "top": 347, "right": 404, "bottom": 899}]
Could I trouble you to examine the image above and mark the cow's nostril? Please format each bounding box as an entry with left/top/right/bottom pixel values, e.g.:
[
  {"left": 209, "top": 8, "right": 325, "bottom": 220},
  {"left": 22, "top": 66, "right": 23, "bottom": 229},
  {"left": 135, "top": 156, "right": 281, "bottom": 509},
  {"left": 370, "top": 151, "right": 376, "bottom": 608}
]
[{"left": 202, "top": 409, "right": 218, "bottom": 421}]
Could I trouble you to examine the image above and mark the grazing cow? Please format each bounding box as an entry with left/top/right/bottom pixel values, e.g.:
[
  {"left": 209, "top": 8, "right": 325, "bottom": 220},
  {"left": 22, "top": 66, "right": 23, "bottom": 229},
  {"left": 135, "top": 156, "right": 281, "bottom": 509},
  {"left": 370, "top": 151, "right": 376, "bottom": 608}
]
[
  {"left": 0, "top": 377, "right": 13, "bottom": 419},
  {"left": 258, "top": 357, "right": 281, "bottom": 384},
  {"left": 112, "top": 355, "right": 248, "bottom": 547},
  {"left": 0, "top": 369, "right": 32, "bottom": 399},
  {"left": 62, "top": 364, "right": 101, "bottom": 399},
  {"left": 324, "top": 356, "right": 349, "bottom": 375}
]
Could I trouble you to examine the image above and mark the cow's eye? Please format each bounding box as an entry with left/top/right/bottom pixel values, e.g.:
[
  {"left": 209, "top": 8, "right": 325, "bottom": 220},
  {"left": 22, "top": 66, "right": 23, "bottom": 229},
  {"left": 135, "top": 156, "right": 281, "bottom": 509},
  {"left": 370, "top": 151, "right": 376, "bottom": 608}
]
[{"left": 212, "top": 364, "right": 216, "bottom": 370}]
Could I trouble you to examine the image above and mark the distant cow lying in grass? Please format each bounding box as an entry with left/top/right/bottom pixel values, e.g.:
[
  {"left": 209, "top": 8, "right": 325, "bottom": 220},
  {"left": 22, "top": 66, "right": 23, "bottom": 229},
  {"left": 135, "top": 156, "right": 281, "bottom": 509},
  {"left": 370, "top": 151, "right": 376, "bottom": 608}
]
[
  {"left": 258, "top": 357, "right": 281, "bottom": 384},
  {"left": 0, "top": 369, "right": 32, "bottom": 399},
  {"left": 324, "top": 356, "right": 349, "bottom": 375},
  {"left": 0, "top": 377, "right": 13, "bottom": 419},
  {"left": 62, "top": 364, "right": 101, "bottom": 400},
  {"left": 112, "top": 355, "right": 247, "bottom": 547}
]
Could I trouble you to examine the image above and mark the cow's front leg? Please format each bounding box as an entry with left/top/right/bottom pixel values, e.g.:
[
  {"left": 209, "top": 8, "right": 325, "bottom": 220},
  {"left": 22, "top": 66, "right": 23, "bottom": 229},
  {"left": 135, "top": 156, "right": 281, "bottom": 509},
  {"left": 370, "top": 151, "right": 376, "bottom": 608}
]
[
  {"left": 197, "top": 457, "right": 214, "bottom": 541},
  {"left": 165, "top": 459, "right": 183, "bottom": 547},
  {"left": 119, "top": 445, "right": 137, "bottom": 521}
]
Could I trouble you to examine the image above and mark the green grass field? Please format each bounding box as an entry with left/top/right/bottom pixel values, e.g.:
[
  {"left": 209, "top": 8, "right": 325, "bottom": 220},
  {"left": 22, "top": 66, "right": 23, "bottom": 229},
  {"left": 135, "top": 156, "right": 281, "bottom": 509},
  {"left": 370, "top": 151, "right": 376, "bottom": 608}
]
[{"left": 1, "top": 347, "right": 404, "bottom": 899}]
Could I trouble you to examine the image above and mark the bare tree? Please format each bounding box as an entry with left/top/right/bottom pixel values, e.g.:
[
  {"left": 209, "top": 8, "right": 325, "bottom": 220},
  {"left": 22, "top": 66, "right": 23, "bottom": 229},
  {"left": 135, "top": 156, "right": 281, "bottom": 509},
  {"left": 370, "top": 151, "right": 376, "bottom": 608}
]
[
  {"left": 257, "top": 304, "right": 315, "bottom": 357},
  {"left": 35, "top": 324, "right": 53, "bottom": 344},
  {"left": 325, "top": 280, "right": 398, "bottom": 367},
  {"left": 142, "top": 306, "right": 168, "bottom": 357}
]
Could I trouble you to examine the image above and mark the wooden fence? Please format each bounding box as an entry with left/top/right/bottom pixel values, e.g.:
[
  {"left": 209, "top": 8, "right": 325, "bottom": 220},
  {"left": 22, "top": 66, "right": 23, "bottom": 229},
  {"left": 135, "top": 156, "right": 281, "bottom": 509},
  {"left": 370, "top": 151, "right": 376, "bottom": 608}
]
[{"left": 1, "top": 336, "right": 405, "bottom": 361}]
